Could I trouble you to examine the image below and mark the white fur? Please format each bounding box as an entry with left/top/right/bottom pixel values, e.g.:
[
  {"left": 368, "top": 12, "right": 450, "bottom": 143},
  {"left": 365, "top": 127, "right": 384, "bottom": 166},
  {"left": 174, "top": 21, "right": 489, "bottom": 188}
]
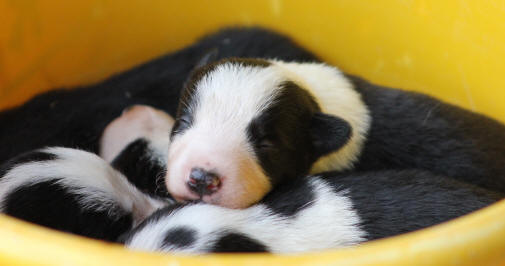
[
  {"left": 99, "top": 105, "right": 174, "bottom": 164},
  {"left": 271, "top": 61, "right": 371, "bottom": 172},
  {"left": 0, "top": 147, "right": 169, "bottom": 225},
  {"left": 126, "top": 177, "right": 366, "bottom": 254}
]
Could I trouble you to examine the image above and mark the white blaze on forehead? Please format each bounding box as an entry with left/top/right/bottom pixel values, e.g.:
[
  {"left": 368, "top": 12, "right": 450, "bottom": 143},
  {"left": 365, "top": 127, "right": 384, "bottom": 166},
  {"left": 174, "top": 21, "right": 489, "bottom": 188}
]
[{"left": 190, "top": 62, "right": 285, "bottom": 136}]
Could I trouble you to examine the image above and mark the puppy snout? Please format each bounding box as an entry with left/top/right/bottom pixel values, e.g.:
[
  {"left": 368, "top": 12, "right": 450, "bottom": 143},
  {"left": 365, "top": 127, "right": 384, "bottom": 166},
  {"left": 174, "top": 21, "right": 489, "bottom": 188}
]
[{"left": 187, "top": 167, "right": 221, "bottom": 197}]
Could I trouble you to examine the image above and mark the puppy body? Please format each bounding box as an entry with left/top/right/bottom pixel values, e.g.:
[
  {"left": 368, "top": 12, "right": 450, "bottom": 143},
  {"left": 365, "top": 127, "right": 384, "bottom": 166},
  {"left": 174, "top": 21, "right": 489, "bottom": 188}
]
[
  {"left": 0, "top": 105, "right": 176, "bottom": 240},
  {"left": 124, "top": 170, "right": 501, "bottom": 254},
  {"left": 0, "top": 147, "right": 168, "bottom": 241},
  {"left": 1, "top": 106, "right": 500, "bottom": 253},
  {"left": 167, "top": 57, "right": 505, "bottom": 207}
]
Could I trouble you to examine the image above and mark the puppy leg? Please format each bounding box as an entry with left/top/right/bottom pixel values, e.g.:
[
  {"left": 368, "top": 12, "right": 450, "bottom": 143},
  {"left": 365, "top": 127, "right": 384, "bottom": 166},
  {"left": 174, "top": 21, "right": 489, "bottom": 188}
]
[{"left": 100, "top": 105, "right": 174, "bottom": 198}]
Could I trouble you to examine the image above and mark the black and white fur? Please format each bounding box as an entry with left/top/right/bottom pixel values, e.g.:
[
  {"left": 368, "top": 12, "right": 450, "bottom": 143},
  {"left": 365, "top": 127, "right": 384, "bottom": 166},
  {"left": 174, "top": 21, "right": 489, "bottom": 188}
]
[
  {"left": 122, "top": 169, "right": 501, "bottom": 254},
  {"left": 0, "top": 105, "right": 176, "bottom": 241},
  {"left": 0, "top": 147, "right": 168, "bottom": 241},
  {"left": 107, "top": 106, "right": 501, "bottom": 253},
  {"left": 167, "top": 57, "right": 505, "bottom": 208},
  {"left": 1, "top": 108, "right": 500, "bottom": 252}
]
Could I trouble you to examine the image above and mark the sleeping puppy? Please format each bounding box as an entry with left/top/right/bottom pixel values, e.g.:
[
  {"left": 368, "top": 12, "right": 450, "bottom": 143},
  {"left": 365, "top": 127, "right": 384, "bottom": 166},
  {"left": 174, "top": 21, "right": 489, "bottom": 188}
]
[
  {"left": 101, "top": 105, "right": 501, "bottom": 253},
  {"left": 0, "top": 105, "right": 176, "bottom": 241},
  {"left": 1, "top": 106, "right": 500, "bottom": 253},
  {"left": 122, "top": 170, "right": 502, "bottom": 254},
  {"left": 0, "top": 147, "right": 169, "bottom": 241},
  {"left": 166, "top": 57, "right": 505, "bottom": 208}
]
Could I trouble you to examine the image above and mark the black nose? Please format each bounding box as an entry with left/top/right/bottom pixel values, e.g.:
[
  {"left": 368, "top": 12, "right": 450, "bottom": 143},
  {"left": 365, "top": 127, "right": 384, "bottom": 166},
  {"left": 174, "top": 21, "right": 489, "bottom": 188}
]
[{"left": 187, "top": 167, "right": 221, "bottom": 197}]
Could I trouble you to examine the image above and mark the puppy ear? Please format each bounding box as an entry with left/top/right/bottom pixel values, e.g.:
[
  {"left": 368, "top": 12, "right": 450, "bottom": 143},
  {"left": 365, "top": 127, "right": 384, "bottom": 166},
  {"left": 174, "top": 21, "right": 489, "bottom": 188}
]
[
  {"left": 194, "top": 48, "right": 219, "bottom": 70},
  {"left": 182, "top": 47, "right": 220, "bottom": 90},
  {"left": 310, "top": 112, "right": 352, "bottom": 158}
]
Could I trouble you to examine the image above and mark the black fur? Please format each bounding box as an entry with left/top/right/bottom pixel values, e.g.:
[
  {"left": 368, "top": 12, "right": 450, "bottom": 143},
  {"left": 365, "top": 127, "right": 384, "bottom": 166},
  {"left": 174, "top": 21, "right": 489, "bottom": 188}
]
[
  {"left": 0, "top": 150, "right": 56, "bottom": 178},
  {"left": 119, "top": 203, "right": 189, "bottom": 244},
  {"left": 111, "top": 138, "right": 171, "bottom": 199},
  {"left": 3, "top": 179, "right": 133, "bottom": 242},
  {"left": 259, "top": 177, "right": 314, "bottom": 217},
  {"left": 210, "top": 232, "right": 269, "bottom": 253},
  {"left": 319, "top": 169, "right": 502, "bottom": 240},
  {"left": 349, "top": 76, "right": 505, "bottom": 193},
  {"left": 309, "top": 112, "right": 352, "bottom": 158},
  {"left": 0, "top": 27, "right": 318, "bottom": 165},
  {"left": 246, "top": 80, "right": 322, "bottom": 186},
  {"left": 162, "top": 227, "right": 197, "bottom": 249}
]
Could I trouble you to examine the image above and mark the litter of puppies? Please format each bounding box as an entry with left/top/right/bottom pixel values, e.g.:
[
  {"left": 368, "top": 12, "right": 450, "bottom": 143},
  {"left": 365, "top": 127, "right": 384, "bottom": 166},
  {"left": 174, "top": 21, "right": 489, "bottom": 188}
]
[{"left": 1, "top": 27, "right": 504, "bottom": 254}]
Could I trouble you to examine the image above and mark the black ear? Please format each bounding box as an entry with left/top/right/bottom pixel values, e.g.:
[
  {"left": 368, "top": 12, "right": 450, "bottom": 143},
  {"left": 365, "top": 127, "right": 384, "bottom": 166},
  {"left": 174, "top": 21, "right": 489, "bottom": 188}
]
[
  {"left": 194, "top": 48, "right": 219, "bottom": 70},
  {"left": 182, "top": 48, "right": 220, "bottom": 90},
  {"left": 310, "top": 112, "right": 352, "bottom": 158}
]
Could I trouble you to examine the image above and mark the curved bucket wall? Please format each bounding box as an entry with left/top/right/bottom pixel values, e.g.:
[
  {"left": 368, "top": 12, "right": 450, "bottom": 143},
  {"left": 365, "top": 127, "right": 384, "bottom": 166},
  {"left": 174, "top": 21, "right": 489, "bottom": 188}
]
[{"left": 1, "top": 1, "right": 505, "bottom": 265}]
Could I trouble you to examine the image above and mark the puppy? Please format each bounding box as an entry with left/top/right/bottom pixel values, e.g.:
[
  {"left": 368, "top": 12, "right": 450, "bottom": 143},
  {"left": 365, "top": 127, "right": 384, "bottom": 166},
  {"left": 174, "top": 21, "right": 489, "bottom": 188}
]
[
  {"left": 99, "top": 106, "right": 501, "bottom": 254},
  {"left": 2, "top": 105, "right": 499, "bottom": 254},
  {"left": 166, "top": 57, "right": 505, "bottom": 208},
  {"left": 0, "top": 105, "right": 176, "bottom": 241},
  {"left": 0, "top": 147, "right": 169, "bottom": 241},
  {"left": 123, "top": 170, "right": 501, "bottom": 254}
]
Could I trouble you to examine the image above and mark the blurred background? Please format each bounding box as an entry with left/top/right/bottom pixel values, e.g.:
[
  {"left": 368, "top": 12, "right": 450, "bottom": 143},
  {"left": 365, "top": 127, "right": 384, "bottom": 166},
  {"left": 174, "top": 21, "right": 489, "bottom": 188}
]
[{"left": 1, "top": 0, "right": 504, "bottom": 123}]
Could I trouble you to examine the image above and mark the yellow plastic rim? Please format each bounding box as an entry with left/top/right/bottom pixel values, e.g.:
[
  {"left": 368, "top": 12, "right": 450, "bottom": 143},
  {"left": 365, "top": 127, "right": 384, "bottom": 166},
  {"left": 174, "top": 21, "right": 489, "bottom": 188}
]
[{"left": 1, "top": 1, "right": 505, "bottom": 265}]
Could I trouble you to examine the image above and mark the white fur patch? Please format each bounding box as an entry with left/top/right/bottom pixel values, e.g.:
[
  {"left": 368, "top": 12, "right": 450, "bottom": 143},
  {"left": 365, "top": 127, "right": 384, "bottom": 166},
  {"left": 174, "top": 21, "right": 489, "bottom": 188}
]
[
  {"left": 99, "top": 105, "right": 174, "bottom": 164},
  {"left": 271, "top": 61, "right": 371, "bottom": 172},
  {"left": 126, "top": 177, "right": 366, "bottom": 254},
  {"left": 0, "top": 147, "right": 169, "bottom": 225}
]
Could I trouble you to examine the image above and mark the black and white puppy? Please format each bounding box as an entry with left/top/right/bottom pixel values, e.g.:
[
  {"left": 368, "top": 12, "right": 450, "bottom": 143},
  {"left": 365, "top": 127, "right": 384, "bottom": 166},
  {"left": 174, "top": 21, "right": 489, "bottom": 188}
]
[
  {"left": 0, "top": 105, "right": 176, "bottom": 241},
  {"left": 1, "top": 105, "right": 500, "bottom": 253},
  {"left": 122, "top": 169, "right": 502, "bottom": 254},
  {"left": 167, "top": 57, "right": 505, "bottom": 208},
  {"left": 0, "top": 147, "right": 168, "bottom": 241}
]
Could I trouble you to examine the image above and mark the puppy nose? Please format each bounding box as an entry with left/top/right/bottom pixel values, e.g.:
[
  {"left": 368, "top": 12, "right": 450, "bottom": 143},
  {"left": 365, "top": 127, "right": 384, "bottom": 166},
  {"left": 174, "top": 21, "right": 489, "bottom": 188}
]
[{"left": 187, "top": 167, "right": 221, "bottom": 197}]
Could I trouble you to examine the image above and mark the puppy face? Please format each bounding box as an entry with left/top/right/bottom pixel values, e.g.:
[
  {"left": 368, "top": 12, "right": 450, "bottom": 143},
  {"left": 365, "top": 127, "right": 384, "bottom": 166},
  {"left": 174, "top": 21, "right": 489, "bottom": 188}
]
[{"left": 167, "top": 58, "right": 351, "bottom": 208}]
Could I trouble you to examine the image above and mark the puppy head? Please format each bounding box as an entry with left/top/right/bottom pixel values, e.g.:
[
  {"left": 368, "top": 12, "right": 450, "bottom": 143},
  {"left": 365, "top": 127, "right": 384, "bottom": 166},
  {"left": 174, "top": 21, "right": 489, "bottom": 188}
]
[{"left": 166, "top": 58, "right": 352, "bottom": 208}]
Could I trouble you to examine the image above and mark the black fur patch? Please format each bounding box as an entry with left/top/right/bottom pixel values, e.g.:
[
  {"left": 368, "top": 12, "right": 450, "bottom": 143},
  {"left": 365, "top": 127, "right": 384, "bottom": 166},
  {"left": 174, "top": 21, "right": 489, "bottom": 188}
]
[
  {"left": 320, "top": 169, "right": 502, "bottom": 241},
  {"left": 210, "top": 231, "right": 269, "bottom": 253},
  {"left": 119, "top": 203, "right": 189, "bottom": 244},
  {"left": 348, "top": 75, "right": 505, "bottom": 193},
  {"left": 260, "top": 177, "right": 314, "bottom": 217},
  {"left": 162, "top": 227, "right": 197, "bottom": 249},
  {"left": 111, "top": 138, "right": 171, "bottom": 199},
  {"left": 247, "top": 81, "right": 321, "bottom": 186},
  {"left": 0, "top": 150, "right": 56, "bottom": 178},
  {"left": 4, "top": 179, "right": 133, "bottom": 242},
  {"left": 310, "top": 113, "right": 352, "bottom": 158}
]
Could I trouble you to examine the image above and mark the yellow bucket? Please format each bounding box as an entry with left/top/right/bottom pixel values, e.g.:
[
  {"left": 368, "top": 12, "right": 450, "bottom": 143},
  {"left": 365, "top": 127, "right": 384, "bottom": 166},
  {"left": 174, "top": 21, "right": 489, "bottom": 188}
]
[{"left": 1, "top": 1, "right": 505, "bottom": 265}]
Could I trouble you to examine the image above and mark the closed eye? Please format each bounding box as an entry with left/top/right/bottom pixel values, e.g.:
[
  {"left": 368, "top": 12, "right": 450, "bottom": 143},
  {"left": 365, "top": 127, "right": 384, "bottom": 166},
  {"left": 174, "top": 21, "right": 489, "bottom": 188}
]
[
  {"left": 171, "top": 114, "right": 193, "bottom": 138},
  {"left": 258, "top": 138, "right": 277, "bottom": 151}
]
